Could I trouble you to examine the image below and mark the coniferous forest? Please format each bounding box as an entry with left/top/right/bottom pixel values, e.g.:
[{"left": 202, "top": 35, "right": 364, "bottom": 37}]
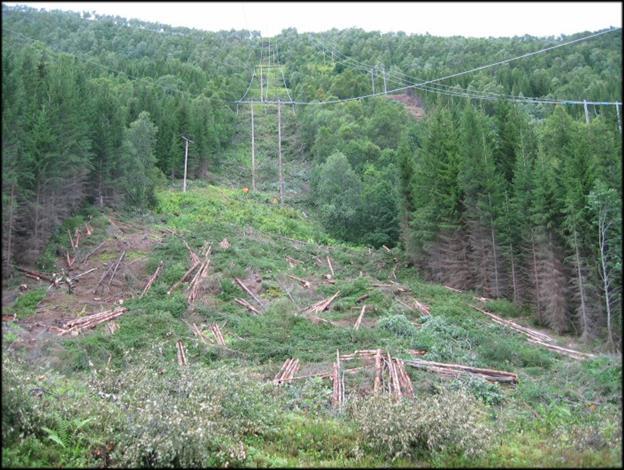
[{"left": 2, "top": 5, "right": 622, "bottom": 468}]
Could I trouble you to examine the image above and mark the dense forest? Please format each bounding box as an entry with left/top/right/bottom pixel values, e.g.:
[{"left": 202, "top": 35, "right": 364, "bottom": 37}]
[{"left": 2, "top": 4, "right": 621, "bottom": 351}]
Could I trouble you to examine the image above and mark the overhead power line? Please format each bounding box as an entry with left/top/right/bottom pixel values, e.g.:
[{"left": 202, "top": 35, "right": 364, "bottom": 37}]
[{"left": 246, "top": 27, "right": 621, "bottom": 107}]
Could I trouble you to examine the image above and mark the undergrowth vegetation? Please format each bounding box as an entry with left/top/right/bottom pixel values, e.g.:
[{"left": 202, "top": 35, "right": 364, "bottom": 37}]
[{"left": 2, "top": 185, "right": 621, "bottom": 468}]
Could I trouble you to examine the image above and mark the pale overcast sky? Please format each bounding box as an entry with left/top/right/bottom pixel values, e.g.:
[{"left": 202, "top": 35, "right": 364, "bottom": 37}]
[{"left": 6, "top": 2, "right": 622, "bottom": 37}]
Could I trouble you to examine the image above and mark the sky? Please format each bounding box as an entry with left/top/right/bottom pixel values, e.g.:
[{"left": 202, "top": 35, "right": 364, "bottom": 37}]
[{"left": 6, "top": 2, "right": 622, "bottom": 37}]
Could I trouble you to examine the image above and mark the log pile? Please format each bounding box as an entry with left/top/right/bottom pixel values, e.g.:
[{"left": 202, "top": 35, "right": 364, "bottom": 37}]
[
  {"left": 209, "top": 324, "right": 226, "bottom": 346},
  {"left": 404, "top": 358, "right": 518, "bottom": 384},
  {"left": 140, "top": 261, "right": 163, "bottom": 297},
  {"left": 166, "top": 244, "right": 211, "bottom": 302},
  {"left": 302, "top": 291, "right": 340, "bottom": 315},
  {"left": 273, "top": 358, "right": 300, "bottom": 385},
  {"left": 187, "top": 245, "right": 212, "bottom": 304},
  {"left": 57, "top": 306, "right": 128, "bottom": 336}
]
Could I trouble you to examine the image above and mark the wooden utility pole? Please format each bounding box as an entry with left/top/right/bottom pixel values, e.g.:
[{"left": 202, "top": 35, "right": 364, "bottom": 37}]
[
  {"left": 371, "top": 68, "right": 375, "bottom": 94},
  {"left": 382, "top": 64, "right": 387, "bottom": 94},
  {"left": 278, "top": 99, "right": 284, "bottom": 205},
  {"left": 181, "top": 135, "right": 193, "bottom": 192},
  {"left": 583, "top": 99, "right": 590, "bottom": 124},
  {"left": 616, "top": 102, "right": 621, "bottom": 134},
  {"left": 251, "top": 103, "right": 256, "bottom": 191},
  {"left": 260, "top": 65, "right": 263, "bottom": 102}
]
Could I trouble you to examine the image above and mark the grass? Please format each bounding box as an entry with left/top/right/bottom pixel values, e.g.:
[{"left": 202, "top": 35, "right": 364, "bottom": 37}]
[
  {"left": 7, "top": 287, "right": 48, "bottom": 319},
  {"left": 3, "top": 183, "right": 621, "bottom": 468}
]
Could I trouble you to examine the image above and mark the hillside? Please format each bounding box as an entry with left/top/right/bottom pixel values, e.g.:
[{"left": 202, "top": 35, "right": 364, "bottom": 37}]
[
  {"left": 3, "top": 184, "right": 621, "bottom": 467},
  {"left": 2, "top": 4, "right": 622, "bottom": 468}
]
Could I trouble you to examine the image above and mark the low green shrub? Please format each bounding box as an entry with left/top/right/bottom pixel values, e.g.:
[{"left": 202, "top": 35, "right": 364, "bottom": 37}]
[
  {"left": 348, "top": 389, "right": 493, "bottom": 461},
  {"left": 377, "top": 314, "right": 419, "bottom": 339}
]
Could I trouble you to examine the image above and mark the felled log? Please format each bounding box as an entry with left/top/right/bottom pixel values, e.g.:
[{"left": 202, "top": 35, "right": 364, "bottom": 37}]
[
  {"left": 104, "top": 251, "right": 126, "bottom": 291},
  {"left": 395, "top": 358, "right": 414, "bottom": 396},
  {"left": 167, "top": 261, "right": 201, "bottom": 295},
  {"left": 140, "top": 261, "right": 164, "bottom": 298},
  {"left": 273, "top": 358, "right": 300, "bottom": 384},
  {"left": 326, "top": 256, "right": 335, "bottom": 277},
  {"left": 404, "top": 358, "right": 518, "bottom": 384},
  {"left": 80, "top": 240, "right": 106, "bottom": 264},
  {"left": 209, "top": 324, "right": 226, "bottom": 346},
  {"left": 15, "top": 266, "right": 54, "bottom": 284},
  {"left": 444, "top": 285, "right": 463, "bottom": 293},
  {"left": 288, "top": 274, "right": 311, "bottom": 288},
  {"left": 188, "top": 322, "right": 210, "bottom": 344},
  {"left": 235, "top": 298, "right": 261, "bottom": 315},
  {"left": 187, "top": 245, "right": 212, "bottom": 304},
  {"left": 471, "top": 305, "right": 554, "bottom": 343},
  {"left": 302, "top": 291, "right": 340, "bottom": 315},
  {"left": 176, "top": 340, "right": 187, "bottom": 367},
  {"left": 526, "top": 338, "right": 596, "bottom": 360},
  {"left": 285, "top": 255, "right": 302, "bottom": 267},
  {"left": 60, "top": 306, "right": 128, "bottom": 335},
  {"left": 353, "top": 305, "right": 366, "bottom": 331},
  {"left": 234, "top": 277, "right": 265, "bottom": 310},
  {"left": 183, "top": 239, "right": 201, "bottom": 265},
  {"left": 374, "top": 349, "right": 382, "bottom": 395},
  {"left": 72, "top": 267, "right": 97, "bottom": 281}
]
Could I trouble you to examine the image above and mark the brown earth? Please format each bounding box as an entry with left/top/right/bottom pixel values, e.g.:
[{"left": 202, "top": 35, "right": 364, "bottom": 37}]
[{"left": 385, "top": 92, "right": 426, "bottom": 120}]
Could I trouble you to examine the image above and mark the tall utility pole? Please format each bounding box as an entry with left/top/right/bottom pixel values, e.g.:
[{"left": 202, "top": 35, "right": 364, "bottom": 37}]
[
  {"left": 266, "top": 40, "right": 270, "bottom": 101},
  {"left": 371, "top": 68, "right": 375, "bottom": 94},
  {"left": 181, "top": 135, "right": 194, "bottom": 193},
  {"left": 277, "top": 99, "right": 284, "bottom": 205},
  {"left": 583, "top": 99, "right": 590, "bottom": 124},
  {"left": 260, "top": 65, "right": 263, "bottom": 102},
  {"left": 616, "top": 102, "right": 621, "bottom": 134},
  {"left": 382, "top": 64, "right": 387, "bottom": 94},
  {"left": 251, "top": 103, "right": 256, "bottom": 191}
]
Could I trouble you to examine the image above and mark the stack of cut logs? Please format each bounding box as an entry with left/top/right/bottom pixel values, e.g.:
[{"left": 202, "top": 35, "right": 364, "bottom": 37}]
[
  {"left": 302, "top": 291, "right": 340, "bottom": 315},
  {"left": 57, "top": 306, "right": 128, "bottom": 336},
  {"left": 167, "top": 242, "right": 212, "bottom": 304},
  {"left": 273, "top": 358, "right": 300, "bottom": 385},
  {"left": 332, "top": 349, "right": 414, "bottom": 407}
]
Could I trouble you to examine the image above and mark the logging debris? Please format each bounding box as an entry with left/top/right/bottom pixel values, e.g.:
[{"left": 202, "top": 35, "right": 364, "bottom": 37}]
[
  {"left": 176, "top": 340, "right": 187, "bottom": 366},
  {"left": 404, "top": 358, "right": 518, "bottom": 384},
  {"left": 273, "top": 358, "right": 300, "bottom": 385},
  {"left": 57, "top": 306, "right": 129, "bottom": 336},
  {"left": 301, "top": 291, "right": 340, "bottom": 315},
  {"left": 234, "top": 277, "right": 265, "bottom": 310},
  {"left": 353, "top": 305, "right": 367, "bottom": 330},
  {"left": 287, "top": 274, "right": 311, "bottom": 288},
  {"left": 235, "top": 298, "right": 262, "bottom": 315},
  {"left": 140, "top": 261, "right": 163, "bottom": 297},
  {"left": 187, "top": 245, "right": 212, "bottom": 304}
]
